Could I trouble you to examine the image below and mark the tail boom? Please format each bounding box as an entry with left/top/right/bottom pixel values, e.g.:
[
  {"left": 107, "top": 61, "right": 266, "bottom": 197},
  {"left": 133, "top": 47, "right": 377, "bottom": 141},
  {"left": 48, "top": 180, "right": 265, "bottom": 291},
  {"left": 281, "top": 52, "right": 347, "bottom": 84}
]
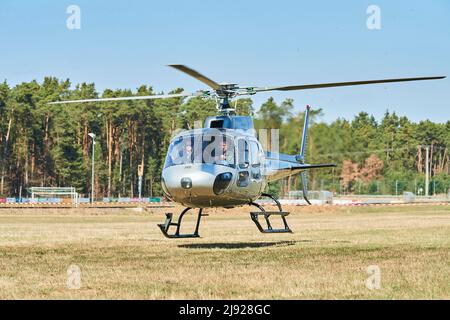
[{"left": 264, "top": 105, "right": 335, "bottom": 204}]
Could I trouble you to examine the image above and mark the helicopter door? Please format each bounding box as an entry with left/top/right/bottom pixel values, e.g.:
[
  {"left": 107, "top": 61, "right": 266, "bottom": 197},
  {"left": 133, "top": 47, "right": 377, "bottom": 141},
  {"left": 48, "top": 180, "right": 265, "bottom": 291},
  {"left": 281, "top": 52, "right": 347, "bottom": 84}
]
[
  {"left": 249, "top": 141, "right": 262, "bottom": 180},
  {"left": 236, "top": 138, "right": 250, "bottom": 188},
  {"left": 249, "top": 140, "right": 263, "bottom": 195}
]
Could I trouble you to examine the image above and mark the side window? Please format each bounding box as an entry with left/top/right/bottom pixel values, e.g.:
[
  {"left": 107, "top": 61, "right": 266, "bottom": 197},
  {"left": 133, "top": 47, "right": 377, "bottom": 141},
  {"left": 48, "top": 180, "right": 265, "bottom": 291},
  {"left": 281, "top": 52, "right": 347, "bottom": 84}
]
[
  {"left": 237, "top": 139, "right": 249, "bottom": 169},
  {"left": 249, "top": 141, "right": 260, "bottom": 167},
  {"left": 249, "top": 141, "right": 262, "bottom": 180}
]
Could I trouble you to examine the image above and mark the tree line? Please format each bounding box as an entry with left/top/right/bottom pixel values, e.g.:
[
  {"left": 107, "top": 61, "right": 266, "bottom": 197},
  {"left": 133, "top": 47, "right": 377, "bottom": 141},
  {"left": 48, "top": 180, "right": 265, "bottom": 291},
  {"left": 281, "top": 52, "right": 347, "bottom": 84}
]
[
  {"left": 0, "top": 78, "right": 448, "bottom": 197},
  {"left": 258, "top": 98, "right": 450, "bottom": 196}
]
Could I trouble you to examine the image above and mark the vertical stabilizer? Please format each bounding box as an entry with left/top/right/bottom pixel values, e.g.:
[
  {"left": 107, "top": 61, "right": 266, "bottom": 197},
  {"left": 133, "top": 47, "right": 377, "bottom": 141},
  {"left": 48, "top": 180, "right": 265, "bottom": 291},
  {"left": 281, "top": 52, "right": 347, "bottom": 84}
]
[
  {"left": 298, "top": 105, "right": 311, "bottom": 205},
  {"left": 299, "top": 105, "right": 310, "bottom": 162}
]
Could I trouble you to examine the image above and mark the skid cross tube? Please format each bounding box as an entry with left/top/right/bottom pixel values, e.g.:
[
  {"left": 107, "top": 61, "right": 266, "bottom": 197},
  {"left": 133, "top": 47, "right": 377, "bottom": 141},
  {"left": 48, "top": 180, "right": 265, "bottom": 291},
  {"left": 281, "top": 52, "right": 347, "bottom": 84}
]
[
  {"left": 158, "top": 207, "right": 206, "bottom": 238},
  {"left": 249, "top": 199, "right": 292, "bottom": 234}
]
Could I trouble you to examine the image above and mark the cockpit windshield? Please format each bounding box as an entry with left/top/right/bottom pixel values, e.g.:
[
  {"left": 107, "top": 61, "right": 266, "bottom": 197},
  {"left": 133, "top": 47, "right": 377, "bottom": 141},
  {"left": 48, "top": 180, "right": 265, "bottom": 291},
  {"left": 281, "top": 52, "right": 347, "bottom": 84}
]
[{"left": 164, "top": 133, "right": 235, "bottom": 168}]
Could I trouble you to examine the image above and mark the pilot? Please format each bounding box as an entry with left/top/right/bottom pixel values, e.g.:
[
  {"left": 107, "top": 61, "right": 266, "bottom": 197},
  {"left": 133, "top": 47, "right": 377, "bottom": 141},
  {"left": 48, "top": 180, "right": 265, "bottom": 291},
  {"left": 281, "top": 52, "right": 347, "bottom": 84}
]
[{"left": 216, "top": 141, "right": 234, "bottom": 165}]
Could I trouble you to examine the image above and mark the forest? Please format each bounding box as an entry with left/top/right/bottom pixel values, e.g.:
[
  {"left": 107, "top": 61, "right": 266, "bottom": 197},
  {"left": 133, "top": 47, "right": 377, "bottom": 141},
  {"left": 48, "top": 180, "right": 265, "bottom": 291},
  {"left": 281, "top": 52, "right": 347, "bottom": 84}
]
[{"left": 0, "top": 77, "right": 449, "bottom": 198}]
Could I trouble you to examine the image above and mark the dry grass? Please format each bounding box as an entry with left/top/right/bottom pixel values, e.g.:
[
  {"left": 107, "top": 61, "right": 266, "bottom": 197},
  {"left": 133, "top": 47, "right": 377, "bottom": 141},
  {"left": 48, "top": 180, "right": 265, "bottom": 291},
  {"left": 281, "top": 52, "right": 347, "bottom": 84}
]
[{"left": 0, "top": 205, "right": 449, "bottom": 299}]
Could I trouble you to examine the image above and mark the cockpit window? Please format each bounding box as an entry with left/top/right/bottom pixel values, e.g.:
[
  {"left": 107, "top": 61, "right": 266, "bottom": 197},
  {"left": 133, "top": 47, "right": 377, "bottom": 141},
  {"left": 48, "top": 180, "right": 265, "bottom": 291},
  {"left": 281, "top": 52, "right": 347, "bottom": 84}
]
[{"left": 164, "top": 133, "right": 235, "bottom": 168}]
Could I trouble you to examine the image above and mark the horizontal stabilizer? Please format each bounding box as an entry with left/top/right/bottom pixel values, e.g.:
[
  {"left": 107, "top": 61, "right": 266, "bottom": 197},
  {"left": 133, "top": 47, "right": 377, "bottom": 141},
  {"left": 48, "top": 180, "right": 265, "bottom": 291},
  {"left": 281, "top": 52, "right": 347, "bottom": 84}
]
[
  {"left": 266, "top": 161, "right": 336, "bottom": 182},
  {"left": 293, "top": 163, "right": 336, "bottom": 170}
]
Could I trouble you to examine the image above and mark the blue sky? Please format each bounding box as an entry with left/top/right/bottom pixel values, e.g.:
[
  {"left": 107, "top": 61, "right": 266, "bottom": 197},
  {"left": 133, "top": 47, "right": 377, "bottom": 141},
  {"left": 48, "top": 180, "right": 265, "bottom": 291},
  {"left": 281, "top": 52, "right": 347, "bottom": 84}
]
[{"left": 0, "top": 0, "right": 449, "bottom": 123}]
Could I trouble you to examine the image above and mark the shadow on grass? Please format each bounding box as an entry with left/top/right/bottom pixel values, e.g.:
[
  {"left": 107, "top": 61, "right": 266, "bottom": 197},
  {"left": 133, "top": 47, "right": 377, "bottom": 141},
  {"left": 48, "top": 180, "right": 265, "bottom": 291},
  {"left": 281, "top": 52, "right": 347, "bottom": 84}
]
[
  {"left": 178, "top": 241, "right": 300, "bottom": 250},
  {"left": 178, "top": 239, "right": 352, "bottom": 250}
]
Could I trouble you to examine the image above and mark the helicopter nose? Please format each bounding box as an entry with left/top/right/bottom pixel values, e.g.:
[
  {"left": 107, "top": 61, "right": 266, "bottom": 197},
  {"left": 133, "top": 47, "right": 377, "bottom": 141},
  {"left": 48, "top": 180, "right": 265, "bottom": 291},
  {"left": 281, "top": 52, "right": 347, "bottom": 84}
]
[
  {"left": 163, "top": 171, "right": 216, "bottom": 197},
  {"left": 162, "top": 165, "right": 234, "bottom": 205},
  {"left": 180, "top": 177, "right": 192, "bottom": 189}
]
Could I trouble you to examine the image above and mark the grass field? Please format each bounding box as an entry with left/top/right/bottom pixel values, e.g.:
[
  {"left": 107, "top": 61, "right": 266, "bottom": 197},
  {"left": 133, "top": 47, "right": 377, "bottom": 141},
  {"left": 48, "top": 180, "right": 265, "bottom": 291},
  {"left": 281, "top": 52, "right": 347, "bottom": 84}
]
[{"left": 0, "top": 204, "right": 449, "bottom": 299}]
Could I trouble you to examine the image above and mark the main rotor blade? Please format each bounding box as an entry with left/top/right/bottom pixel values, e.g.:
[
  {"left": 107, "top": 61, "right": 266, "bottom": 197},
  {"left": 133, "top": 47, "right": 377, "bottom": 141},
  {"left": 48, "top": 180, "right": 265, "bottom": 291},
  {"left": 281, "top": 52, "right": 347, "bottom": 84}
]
[
  {"left": 168, "top": 64, "right": 221, "bottom": 90},
  {"left": 48, "top": 92, "right": 197, "bottom": 105},
  {"left": 253, "top": 76, "right": 446, "bottom": 92}
]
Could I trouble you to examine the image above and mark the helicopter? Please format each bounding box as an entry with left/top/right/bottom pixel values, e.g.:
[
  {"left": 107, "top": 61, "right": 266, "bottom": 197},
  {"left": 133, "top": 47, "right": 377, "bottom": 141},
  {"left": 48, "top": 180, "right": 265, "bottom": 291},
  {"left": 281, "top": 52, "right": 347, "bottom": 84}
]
[{"left": 50, "top": 65, "right": 445, "bottom": 238}]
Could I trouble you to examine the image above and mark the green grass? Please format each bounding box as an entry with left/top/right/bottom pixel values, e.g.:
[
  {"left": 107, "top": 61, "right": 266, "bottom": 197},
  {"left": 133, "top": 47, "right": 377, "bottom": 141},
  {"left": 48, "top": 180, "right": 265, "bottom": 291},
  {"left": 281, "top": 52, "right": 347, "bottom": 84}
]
[{"left": 0, "top": 205, "right": 449, "bottom": 299}]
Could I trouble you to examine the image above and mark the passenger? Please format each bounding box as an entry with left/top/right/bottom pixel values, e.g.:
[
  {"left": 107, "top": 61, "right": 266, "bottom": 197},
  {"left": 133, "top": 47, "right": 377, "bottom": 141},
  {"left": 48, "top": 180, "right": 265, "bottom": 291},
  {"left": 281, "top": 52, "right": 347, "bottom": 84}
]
[{"left": 183, "top": 140, "right": 193, "bottom": 162}]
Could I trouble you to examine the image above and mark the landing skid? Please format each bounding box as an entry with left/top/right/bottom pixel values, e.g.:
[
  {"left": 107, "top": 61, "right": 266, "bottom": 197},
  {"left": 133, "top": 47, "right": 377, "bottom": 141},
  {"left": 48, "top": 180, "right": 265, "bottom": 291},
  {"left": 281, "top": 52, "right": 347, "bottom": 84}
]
[
  {"left": 157, "top": 207, "right": 207, "bottom": 239},
  {"left": 249, "top": 193, "right": 292, "bottom": 233}
]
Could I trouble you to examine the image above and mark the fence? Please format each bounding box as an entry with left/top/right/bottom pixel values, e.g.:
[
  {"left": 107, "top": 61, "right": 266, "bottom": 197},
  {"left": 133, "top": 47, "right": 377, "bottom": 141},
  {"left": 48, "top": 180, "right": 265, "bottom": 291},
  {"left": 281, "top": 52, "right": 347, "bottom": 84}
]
[
  {"left": 0, "top": 197, "right": 163, "bottom": 204},
  {"left": 277, "top": 178, "right": 450, "bottom": 197}
]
